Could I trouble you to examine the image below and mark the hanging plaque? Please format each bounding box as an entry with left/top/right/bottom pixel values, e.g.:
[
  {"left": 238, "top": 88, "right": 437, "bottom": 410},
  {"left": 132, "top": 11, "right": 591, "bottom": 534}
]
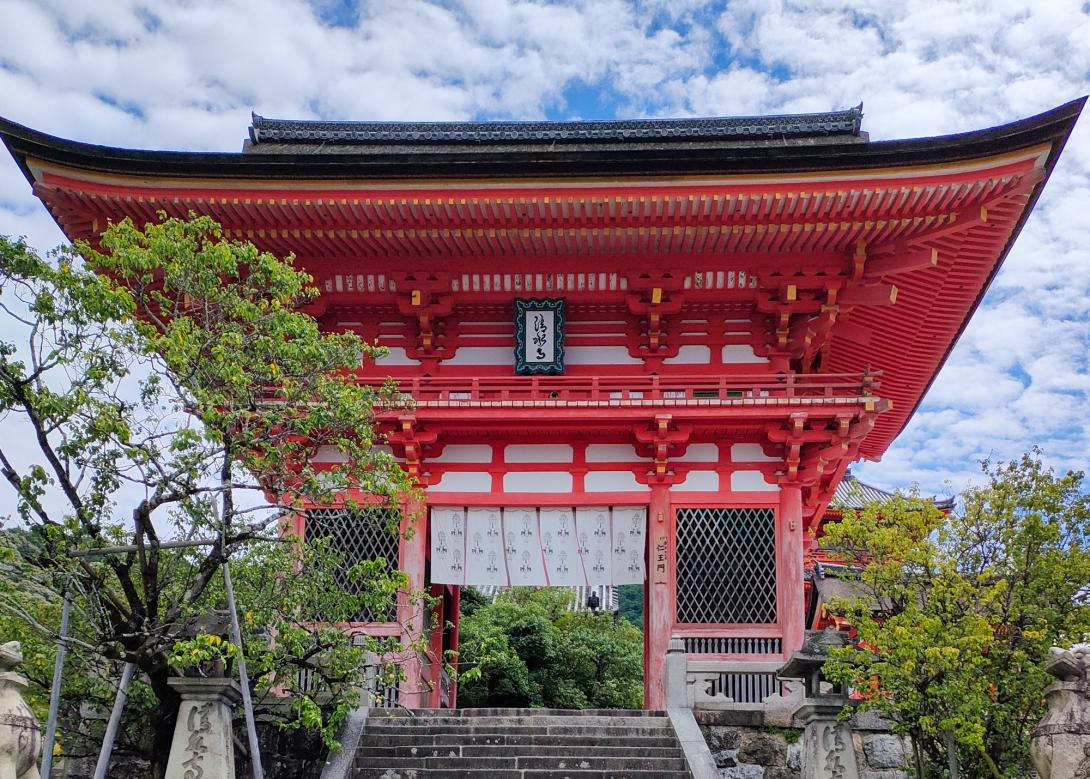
[{"left": 514, "top": 298, "right": 565, "bottom": 374}]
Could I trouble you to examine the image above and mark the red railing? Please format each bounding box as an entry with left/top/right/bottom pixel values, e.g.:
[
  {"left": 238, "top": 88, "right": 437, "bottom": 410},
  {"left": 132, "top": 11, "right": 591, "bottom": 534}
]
[{"left": 357, "top": 371, "right": 880, "bottom": 405}]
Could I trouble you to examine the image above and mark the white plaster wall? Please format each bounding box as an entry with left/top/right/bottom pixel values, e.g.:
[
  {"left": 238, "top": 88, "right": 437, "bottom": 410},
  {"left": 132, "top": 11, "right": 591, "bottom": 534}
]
[
  {"left": 722, "top": 344, "right": 770, "bottom": 364},
  {"left": 504, "top": 444, "right": 574, "bottom": 463},
  {"left": 731, "top": 470, "right": 780, "bottom": 492},
  {"left": 374, "top": 346, "right": 421, "bottom": 366},
  {"left": 585, "top": 444, "right": 645, "bottom": 462},
  {"left": 432, "top": 445, "right": 494, "bottom": 463},
  {"left": 564, "top": 345, "right": 643, "bottom": 365},
  {"left": 672, "top": 470, "right": 720, "bottom": 491},
  {"left": 731, "top": 443, "right": 780, "bottom": 462},
  {"left": 663, "top": 345, "right": 712, "bottom": 364},
  {"left": 427, "top": 471, "right": 493, "bottom": 492},
  {"left": 584, "top": 471, "right": 650, "bottom": 492},
  {"left": 444, "top": 346, "right": 513, "bottom": 365},
  {"left": 503, "top": 472, "right": 573, "bottom": 492},
  {"left": 675, "top": 443, "right": 720, "bottom": 462},
  {"left": 313, "top": 445, "right": 348, "bottom": 463}
]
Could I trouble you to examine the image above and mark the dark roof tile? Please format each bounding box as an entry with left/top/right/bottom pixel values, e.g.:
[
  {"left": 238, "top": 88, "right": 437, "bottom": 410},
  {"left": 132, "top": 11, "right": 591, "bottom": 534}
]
[{"left": 248, "top": 107, "right": 864, "bottom": 146}]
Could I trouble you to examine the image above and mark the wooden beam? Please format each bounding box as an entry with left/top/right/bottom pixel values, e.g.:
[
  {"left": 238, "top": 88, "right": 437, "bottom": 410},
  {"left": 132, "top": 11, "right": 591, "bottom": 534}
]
[
  {"left": 839, "top": 283, "right": 897, "bottom": 306},
  {"left": 866, "top": 247, "right": 939, "bottom": 277}
]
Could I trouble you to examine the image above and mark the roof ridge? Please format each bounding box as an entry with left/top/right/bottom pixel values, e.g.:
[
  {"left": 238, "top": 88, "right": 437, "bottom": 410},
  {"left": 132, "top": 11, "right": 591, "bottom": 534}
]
[{"left": 247, "top": 107, "right": 865, "bottom": 145}]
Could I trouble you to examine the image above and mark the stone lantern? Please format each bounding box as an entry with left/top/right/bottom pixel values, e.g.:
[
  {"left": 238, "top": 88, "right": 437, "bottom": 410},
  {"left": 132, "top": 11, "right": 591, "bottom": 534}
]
[{"left": 777, "top": 628, "right": 860, "bottom": 779}]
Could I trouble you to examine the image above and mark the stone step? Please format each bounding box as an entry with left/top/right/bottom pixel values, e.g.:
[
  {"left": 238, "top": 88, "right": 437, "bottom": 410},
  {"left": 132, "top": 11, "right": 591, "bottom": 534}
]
[
  {"left": 354, "top": 755, "right": 690, "bottom": 771},
  {"left": 354, "top": 744, "right": 686, "bottom": 759},
  {"left": 375, "top": 707, "right": 665, "bottom": 718},
  {"left": 366, "top": 715, "right": 671, "bottom": 728},
  {"left": 355, "top": 732, "right": 683, "bottom": 748},
  {"left": 353, "top": 770, "right": 691, "bottom": 779},
  {"left": 362, "top": 724, "right": 671, "bottom": 738}
]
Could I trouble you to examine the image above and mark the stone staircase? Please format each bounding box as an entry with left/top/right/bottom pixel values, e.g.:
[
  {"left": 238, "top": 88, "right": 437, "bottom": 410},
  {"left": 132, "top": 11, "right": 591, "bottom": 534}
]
[{"left": 350, "top": 708, "right": 694, "bottom": 778}]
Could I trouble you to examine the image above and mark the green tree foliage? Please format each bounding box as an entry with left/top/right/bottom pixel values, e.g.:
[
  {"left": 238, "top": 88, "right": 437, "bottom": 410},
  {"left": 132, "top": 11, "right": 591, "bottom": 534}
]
[
  {"left": 821, "top": 452, "right": 1090, "bottom": 778},
  {"left": 0, "top": 218, "right": 420, "bottom": 775},
  {"left": 616, "top": 584, "right": 644, "bottom": 630},
  {"left": 457, "top": 588, "right": 643, "bottom": 710}
]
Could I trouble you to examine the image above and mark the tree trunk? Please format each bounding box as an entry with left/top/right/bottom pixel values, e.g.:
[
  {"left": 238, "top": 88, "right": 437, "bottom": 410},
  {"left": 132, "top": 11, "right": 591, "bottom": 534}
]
[
  {"left": 912, "top": 728, "right": 926, "bottom": 779},
  {"left": 147, "top": 669, "right": 180, "bottom": 779}
]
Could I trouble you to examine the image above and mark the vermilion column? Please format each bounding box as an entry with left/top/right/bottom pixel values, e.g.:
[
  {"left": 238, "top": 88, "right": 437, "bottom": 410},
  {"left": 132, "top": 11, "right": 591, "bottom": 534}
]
[
  {"left": 449, "top": 585, "right": 460, "bottom": 708},
  {"left": 399, "top": 498, "right": 428, "bottom": 708},
  {"left": 779, "top": 484, "right": 805, "bottom": 657},
  {"left": 426, "top": 583, "right": 445, "bottom": 708},
  {"left": 644, "top": 484, "right": 673, "bottom": 709}
]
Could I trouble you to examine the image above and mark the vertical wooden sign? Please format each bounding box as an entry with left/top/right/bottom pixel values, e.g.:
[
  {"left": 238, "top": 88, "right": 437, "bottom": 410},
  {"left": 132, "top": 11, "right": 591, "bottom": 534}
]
[{"left": 653, "top": 535, "right": 668, "bottom": 584}]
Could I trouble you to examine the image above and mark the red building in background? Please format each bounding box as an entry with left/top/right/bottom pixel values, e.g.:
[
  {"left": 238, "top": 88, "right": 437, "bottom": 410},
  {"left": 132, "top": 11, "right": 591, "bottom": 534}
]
[{"left": 0, "top": 98, "right": 1081, "bottom": 710}]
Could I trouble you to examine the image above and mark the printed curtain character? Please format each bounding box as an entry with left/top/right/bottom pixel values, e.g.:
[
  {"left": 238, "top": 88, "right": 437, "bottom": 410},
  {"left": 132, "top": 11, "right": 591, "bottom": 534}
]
[
  {"left": 465, "top": 508, "right": 508, "bottom": 586},
  {"left": 540, "top": 508, "right": 583, "bottom": 586},
  {"left": 503, "top": 508, "right": 547, "bottom": 586},
  {"left": 430, "top": 507, "right": 466, "bottom": 585},
  {"left": 577, "top": 507, "right": 614, "bottom": 587},
  {"left": 612, "top": 506, "right": 647, "bottom": 585}
]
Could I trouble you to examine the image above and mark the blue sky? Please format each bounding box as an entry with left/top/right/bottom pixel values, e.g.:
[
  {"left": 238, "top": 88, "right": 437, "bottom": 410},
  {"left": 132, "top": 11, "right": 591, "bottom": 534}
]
[{"left": 0, "top": 0, "right": 1088, "bottom": 499}]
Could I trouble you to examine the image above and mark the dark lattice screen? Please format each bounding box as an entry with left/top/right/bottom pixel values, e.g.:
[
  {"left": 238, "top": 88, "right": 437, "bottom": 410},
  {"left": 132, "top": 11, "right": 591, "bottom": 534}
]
[
  {"left": 305, "top": 508, "right": 401, "bottom": 622},
  {"left": 675, "top": 507, "right": 777, "bottom": 624}
]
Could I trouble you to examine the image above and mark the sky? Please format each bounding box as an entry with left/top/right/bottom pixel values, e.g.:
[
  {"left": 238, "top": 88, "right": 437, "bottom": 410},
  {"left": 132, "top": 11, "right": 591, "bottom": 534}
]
[{"left": 0, "top": 0, "right": 1088, "bottom": 500}]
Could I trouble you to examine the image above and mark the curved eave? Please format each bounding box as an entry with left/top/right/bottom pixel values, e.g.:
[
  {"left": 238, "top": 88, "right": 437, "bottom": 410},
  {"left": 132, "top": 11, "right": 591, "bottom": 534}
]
[{"left": 0, "top": 98, "right": 1084, "bottom": 183}]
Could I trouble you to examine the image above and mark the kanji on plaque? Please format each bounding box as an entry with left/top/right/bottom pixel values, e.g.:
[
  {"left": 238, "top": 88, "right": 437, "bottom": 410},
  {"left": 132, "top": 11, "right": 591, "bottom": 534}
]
[
  {"left": 514, "top": 298, "right": 565, "bottom": 374},
  {"left": 653, "top": 535, "right": 669, "bottom": 584}
]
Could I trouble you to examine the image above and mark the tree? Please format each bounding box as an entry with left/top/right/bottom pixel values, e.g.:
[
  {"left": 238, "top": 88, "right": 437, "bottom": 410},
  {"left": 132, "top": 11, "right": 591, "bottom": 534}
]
[
  {"left": 820, "top": 452, "right": 1090, "bottom": 777},
  {"left": 0, "top": 217, "right": 420, "bottom": 775},
  {"left": 617, "top": 584, "right": 644, "bottom": 630},
  {"left": 457, "top": 588, "right": 643, "bottom": 710}
]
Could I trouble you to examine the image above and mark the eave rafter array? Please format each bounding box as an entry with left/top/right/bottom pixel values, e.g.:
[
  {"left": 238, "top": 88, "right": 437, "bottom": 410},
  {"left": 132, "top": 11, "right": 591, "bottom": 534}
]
[{"left": 34, "top": 159, "right": 1036, "bottom": 261}]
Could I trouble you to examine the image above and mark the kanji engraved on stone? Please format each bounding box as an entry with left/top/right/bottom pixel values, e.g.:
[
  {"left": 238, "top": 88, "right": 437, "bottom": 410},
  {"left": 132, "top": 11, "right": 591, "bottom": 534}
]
[{"left": 182, "top": 702, "right": 212, "bottom": 779}]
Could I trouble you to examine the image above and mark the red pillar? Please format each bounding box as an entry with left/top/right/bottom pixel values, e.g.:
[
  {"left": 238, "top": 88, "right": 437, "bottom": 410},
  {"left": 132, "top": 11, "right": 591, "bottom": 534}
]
[
  {"left": 644, "top": 484, "right": 673, "bottom": 709},
  {"left": 779, "top": 484, "right": 805, "bottom": 658},
  {"left": 426, "top": 583, "right": 444, "bottom": 708},
  {"left": 449, "top": 585, "right": 460, "bottom": 709},
  {"left": 398, "top": 498, "right": 428, "bottom": 708}
]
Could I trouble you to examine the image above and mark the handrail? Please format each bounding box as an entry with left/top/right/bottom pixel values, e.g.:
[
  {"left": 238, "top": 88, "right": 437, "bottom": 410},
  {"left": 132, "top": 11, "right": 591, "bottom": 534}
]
[{"left": 356, "top": 371, "right": 880, "bottom": 404}]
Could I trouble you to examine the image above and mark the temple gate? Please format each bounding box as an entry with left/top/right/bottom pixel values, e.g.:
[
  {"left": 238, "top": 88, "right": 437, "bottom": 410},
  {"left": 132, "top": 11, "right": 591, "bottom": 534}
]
[{"left": 1, "top": 98, "right": 1081, "bottom": 712}]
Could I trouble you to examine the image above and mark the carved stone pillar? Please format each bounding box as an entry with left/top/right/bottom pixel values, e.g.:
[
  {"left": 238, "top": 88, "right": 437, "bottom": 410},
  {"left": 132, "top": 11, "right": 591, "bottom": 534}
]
[
  {"left": 780, "top": 629, "right": 860, "bottom": 779},
  {"left": 1031, "top": 642, "right": 1090, "bottom": 779},
  {"left": 164, "top": 677, "right": 242, "bottom": 779},
  {"left": 664, "top": 636, "right": 689, "bottom": 710}
]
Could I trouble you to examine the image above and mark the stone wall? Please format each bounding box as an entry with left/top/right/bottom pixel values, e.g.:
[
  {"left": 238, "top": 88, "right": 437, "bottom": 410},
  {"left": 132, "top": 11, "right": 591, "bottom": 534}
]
[
  {"left": 697, "top": 710, "right": 803, "bottom": 779},
  {"left": 849, "top": 711, "right": 913, "bottom": 779},
  {"left": 696, "top": 709, "right": 913, "bottom": 779}
]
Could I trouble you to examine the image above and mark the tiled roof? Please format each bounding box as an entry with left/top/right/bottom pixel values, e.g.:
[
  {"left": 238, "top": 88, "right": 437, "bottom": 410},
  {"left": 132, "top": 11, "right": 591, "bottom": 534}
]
[
  {"left": 248, "top": 107, "right": 863, "bottom": 145},
  {"left": 830, "top": 471, "right": 955, "bottom": 510}
]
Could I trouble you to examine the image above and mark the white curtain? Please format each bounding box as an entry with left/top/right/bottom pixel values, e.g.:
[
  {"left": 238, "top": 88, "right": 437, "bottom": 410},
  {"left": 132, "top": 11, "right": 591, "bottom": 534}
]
[{"left": 430, "top": 506, "right": 647, "bottom": 587}]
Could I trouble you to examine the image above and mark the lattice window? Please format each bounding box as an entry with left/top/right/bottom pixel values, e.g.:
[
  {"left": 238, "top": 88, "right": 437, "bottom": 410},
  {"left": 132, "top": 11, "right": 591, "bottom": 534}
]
[
  {"left": 675, "top": 508, "right": 777, "bottom": 624},
  {"left": 305, "top": 507, "right": 401, "bottom": 622}
]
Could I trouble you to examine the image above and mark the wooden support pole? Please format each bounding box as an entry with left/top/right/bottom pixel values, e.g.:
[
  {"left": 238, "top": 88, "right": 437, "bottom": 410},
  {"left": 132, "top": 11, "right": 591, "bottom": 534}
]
[
  {"left": 40, "top": 595, "right": 70, "bottom": 778},
  {"left": 644, "top": 485, "right": 673, "bottom": 710},
  {"left": 93, "top": 662, "right": 134, "bottom": 779}
]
